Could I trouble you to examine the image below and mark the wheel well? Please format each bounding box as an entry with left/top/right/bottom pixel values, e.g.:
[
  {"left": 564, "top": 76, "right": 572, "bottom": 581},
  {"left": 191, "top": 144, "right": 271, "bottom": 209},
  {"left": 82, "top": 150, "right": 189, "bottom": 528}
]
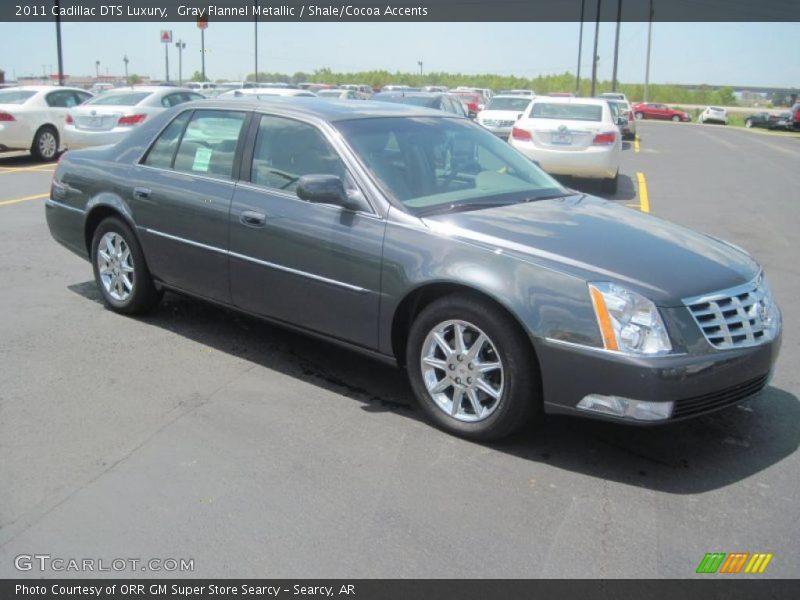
[
  {"left": 34, "top": 123, "right": 59, "bottom": 140},
  {"left": 84, "top": 206, "right": 124, "bottom": 256},
  {"left": 391, "top": 283, "right": 538, "bottom": 368}
]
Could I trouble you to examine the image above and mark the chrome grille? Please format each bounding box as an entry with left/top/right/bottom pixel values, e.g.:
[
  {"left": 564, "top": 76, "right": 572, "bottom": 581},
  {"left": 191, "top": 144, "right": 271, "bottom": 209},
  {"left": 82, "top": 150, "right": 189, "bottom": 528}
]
[{"left": 684, "top": 275, "right": 778, "bottom": 350}]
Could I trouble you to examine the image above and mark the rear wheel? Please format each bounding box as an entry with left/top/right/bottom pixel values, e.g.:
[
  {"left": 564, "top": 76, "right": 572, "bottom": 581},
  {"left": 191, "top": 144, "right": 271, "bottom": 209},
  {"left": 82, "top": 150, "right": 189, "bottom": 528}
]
[
  {"left": 671, "top": 115, "right": 680, "bottom": 122},
  {"left": 91, "top": 217, "right": 161, "bottom": 314},
  {"left": 406, "top": 295, "right": 541, "bottom": 441},
  {"left": 31, "top": 126, "right": 59, "bottom": 161},
  {"left": 745, "top": 119, "right": 753, "bottom": 128}
]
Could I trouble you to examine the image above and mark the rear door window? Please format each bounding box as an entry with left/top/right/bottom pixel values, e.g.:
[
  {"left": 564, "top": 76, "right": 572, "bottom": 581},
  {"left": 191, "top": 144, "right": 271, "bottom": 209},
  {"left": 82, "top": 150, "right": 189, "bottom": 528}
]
[{"left": 173, "top": 110, "right": 247, "bottom": 180}]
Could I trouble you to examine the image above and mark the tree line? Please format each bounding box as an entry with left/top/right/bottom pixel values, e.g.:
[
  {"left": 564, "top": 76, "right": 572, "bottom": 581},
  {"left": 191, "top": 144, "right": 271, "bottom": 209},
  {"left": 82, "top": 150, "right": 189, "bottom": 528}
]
[{"left": 238, "top": 68, "right": 738, "bottom": 105}]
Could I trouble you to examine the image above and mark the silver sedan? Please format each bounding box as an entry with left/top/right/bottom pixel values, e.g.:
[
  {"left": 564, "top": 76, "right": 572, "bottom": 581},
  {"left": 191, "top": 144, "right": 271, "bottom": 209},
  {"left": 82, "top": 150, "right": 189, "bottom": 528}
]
[{"left": 64, "top": 87, "right": 205, "bottom": 149}]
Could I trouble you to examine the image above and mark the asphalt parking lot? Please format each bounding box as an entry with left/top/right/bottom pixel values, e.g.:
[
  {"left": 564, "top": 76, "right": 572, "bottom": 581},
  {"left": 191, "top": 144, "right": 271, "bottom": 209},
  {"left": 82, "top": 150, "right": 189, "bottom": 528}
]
[{"left": 0, "top": 121, "right": 798, "bottom": 578}]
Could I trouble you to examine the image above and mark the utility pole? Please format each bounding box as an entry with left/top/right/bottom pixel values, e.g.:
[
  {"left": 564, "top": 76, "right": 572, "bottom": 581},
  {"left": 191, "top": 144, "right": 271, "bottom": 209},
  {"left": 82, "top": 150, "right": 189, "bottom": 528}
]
[
  {"left": 54, "top": 0, "right": 64, "bottom": 85},
  {"left": 123, "top": 55, "right": 129, "bottom": 85},
  {"left": 165, "top": 44, "right": 170, "bottom": 82},
  {"left": 95, "top": 60, "right": 100, "bottom": 79},
  {"left": 175, "top": 40, "right": 186, "bottom": 85},
  {"left": 418, "top": 60, "right": 423, "bottom": 76},
  {"left": 254, "top": 0, "right": 259, "bottom": 84},
  {"left": 590, "top": 0, "right": 601, "bottom": 97},
  {"left": 576, "top": 0, "right": 585, "bottom": 95},
  {"left": 611, "top": 0, "right": 622, "bottom": 91},
  {"left": 644, "top": 0, "right": 653, "bottom": 101}
]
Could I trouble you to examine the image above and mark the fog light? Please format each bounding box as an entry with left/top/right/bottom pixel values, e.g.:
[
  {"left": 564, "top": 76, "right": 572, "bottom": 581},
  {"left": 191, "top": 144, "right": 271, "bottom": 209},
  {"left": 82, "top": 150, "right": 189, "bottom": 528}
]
[{"left": 577, "top": 394, "right": 673, "bottom": 421}]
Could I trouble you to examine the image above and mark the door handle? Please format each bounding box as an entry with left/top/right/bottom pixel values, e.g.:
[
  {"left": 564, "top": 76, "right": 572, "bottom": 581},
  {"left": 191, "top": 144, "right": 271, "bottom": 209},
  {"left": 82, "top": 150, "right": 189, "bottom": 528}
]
[
  {"left": 133, "top": 187, "right": 152, "bottom": 200},
  {"left": 240, "top": 210, "right": 267, "bottom": 227}
]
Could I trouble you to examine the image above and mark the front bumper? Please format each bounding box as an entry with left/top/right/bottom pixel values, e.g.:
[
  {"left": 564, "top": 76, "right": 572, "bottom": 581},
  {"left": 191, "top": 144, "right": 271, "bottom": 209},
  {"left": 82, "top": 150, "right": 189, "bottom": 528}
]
[{"left": 536, "top": 332, "right": 781, "bottom": 424}]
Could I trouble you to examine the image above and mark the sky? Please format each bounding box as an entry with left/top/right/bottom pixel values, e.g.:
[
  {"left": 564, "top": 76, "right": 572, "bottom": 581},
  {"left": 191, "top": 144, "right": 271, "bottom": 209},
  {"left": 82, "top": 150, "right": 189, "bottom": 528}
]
[{"left": 0, "top": 21, "right": 798, "bottom": 87}]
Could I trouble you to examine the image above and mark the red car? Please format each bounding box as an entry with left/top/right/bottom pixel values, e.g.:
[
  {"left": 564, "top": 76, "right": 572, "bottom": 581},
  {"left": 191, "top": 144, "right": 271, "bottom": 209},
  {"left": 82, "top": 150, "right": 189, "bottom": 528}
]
[
  {"left": 454, "top": 91, "right": 481, "bottom": 118},
  {"left": 632, "top": 102, "right": 691, "bottom": 122}
]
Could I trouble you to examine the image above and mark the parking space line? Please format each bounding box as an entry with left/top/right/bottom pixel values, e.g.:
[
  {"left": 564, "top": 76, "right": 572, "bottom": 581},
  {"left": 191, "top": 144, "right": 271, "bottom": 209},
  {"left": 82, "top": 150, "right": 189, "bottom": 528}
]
[
  {"left": 634, "top": 134, "right": 640, "bottom": 153},
  {"left": 0, "top": 192, "right": 49, "bottom": 207},
  {"left": 636, "top": 172, "right": 650, "bottom": 213},
  {"left": 0, "top": 164, "right": 57, "bottom": 175}
]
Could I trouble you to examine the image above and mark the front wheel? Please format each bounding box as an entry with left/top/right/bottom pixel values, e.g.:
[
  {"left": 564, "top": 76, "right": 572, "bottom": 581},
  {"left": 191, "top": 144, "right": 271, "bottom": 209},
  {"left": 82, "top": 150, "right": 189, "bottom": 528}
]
[
  {"left": 635, "top": 112, "right": 644, "bottom": 120},
  {"left": 406, "top": 295, "right": 541, "bottom": 441},
  {"left": 91, "top": 217, "right": 162, "bottom": 314}
]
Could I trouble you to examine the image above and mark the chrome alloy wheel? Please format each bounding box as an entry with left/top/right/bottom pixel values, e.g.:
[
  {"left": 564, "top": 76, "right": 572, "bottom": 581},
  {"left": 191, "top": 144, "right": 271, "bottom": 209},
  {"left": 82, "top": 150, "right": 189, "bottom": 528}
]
[
  {"left": 420, "top": 320, "right": 504, "bottom": 422},
  {"left": 97, "top": 232, "right": 135, "bottom": 302},
  {"left": 38, "top": 130, "right": 57, "bottom": 159}
]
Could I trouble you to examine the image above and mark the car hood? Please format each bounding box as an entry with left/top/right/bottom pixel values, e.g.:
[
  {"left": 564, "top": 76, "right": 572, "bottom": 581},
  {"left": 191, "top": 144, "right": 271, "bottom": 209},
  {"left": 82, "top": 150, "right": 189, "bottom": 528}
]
[{"left": 422, "top": 194, "right": 759, "bottom": 306}]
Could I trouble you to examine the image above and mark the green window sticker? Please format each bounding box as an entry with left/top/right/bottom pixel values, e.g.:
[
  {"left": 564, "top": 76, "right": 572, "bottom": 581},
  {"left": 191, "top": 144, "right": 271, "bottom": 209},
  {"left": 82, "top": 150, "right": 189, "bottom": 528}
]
[{"left": 192, "top": 147, "right": 213, "bottom": 172}]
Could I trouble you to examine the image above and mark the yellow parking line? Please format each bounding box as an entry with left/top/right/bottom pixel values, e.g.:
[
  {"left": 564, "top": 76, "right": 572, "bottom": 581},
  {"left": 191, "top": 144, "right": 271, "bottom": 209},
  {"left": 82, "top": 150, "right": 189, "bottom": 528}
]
[
  {"left": 0, "top": 192, "right": 49, "bottom": 207},
  {"left": 634, "top": 134, "right": 640, "bottom": 153},
  {"left": 0, "top": 164, "right": 56, "bottom": 175},
  {"left": 636, "top": 172, "right": 650, "bottom": 213}
]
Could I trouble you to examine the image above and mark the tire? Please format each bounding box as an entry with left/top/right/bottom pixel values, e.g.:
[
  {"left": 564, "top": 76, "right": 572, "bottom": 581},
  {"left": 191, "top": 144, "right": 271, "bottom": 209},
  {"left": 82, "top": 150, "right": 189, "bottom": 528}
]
[
  {"left": 745, "top": 119, "right": 753, "bottom": 128},
  {"left": 671, "top": 115, "right": 680, "bottom": 122},
  {"left": 602, "top": 171, "right": 619, "bottom": 194},
  {"left": 635, "top": 112, "right": 644, "bottom": 120},
  {"left": 91, "top": 217, "right": 161, "bottom": 315},
  {"left": 31, "top": 126, "right": 59, "bottom": 161},
  {"left": 406, "top": 294, "right": 541, "bottom": 441}
]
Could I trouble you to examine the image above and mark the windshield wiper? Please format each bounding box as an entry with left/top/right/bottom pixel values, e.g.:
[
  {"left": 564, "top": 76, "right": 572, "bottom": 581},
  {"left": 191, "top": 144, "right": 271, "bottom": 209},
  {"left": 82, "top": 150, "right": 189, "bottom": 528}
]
[
  {"left": 521, "top": 191, "right": 576, "bottom": 202},
  {"left": 417, "top": 200, "right": 518, "bottom": 217}
]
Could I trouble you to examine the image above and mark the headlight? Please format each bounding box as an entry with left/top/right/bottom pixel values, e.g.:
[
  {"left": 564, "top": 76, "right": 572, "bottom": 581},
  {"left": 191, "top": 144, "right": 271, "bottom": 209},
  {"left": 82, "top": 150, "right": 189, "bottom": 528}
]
[{"left": 588, "top": 283, "right": 672, "bottom": 355}]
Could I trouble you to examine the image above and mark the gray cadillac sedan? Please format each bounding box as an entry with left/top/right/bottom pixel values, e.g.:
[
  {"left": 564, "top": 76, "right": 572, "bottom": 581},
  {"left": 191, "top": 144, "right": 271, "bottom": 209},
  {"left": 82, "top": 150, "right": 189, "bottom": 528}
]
[{"left": 45, "top": 99, "right": 782, "bottom": 441}]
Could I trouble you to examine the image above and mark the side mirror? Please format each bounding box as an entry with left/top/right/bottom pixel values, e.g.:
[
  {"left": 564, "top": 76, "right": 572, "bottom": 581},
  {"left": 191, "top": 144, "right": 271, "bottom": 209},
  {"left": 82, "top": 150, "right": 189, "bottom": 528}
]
[
  {"left": 517, "top": 113, "right": 523, "bottom": 120},
  {"left": 296, "top": 175, "right": 365, "bottom": 211}
]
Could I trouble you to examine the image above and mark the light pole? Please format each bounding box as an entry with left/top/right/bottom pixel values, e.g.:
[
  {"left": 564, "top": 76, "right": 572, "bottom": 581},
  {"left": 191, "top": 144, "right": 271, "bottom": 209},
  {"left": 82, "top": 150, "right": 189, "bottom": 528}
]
[
  {"left": 590, "top": 0, "right": 601, "bottom": 97},
  {"left": 418, "top": 61, "right": 423, "bottom": 76},
  {"left": 576, "top": 0, "right": 585, "bottom": 95},
  {"left": 95, "top": 60, "right": 100, "bottom": 79},
  {"left": 201, "top": 29, "right": 206, "bottom": 81},
  {"left": 175, "top": 41, "right": 186, "bottom": 85},
  {"left": 123, "top": 55, "right": 129, "bottom": 85},
  {"left": 55, "top": 0, "right": 64, "bottom": 86},
  {"left": 254, "top": 0, "right": 259, "bottom": 84},
  {"left": 644, "top": 0, "right": 654, "bottom": 101},
  {"left": 611, "top": 0, "right": 622, "bottom": 92}
]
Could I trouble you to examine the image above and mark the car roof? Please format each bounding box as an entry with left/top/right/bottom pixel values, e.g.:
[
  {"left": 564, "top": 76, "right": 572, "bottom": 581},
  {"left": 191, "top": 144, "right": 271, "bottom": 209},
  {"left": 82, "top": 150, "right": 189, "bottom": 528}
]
[
  {"left": 491, "top": 94, "right": 535, "bottom": 100},
  {"left": 532, "top": 96, "right": 608, "bottom": 106},
  {"left": 178, "top": 97, "right": 456, "bottom": 121}
]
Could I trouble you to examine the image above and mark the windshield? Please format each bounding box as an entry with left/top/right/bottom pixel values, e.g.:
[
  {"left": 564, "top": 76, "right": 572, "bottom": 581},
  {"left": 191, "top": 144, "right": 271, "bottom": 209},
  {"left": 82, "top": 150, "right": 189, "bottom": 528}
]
[
  {"left": 336, "top": 116, "right": 567, "bottom": 216},
  {"left": 486, "top": 97, "right": 532, "bottom": 111},
  {"left": 0, "top": 90, "right": 36, "bottom": 104},
  {"left": 87, "top": 92, "right": 151, "bottom": 106},
  {"left": 531, "top": 102, "right": 603, "bottom": 121},
  {"left": 318, "top": 90, "right": 344, "bottom": 97}
]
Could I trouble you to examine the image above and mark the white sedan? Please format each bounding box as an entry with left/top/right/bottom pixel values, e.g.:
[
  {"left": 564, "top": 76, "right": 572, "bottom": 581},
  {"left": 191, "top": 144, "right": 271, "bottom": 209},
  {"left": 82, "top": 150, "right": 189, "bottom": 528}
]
[
  {"left": 0, "top": 86, "right": 93, "bottom": 160},
  {"left": 64, "top": 87, "right": 205, "bottom": 150},
  {"left": 509, "top": 96, "right": 622, "bottom": 193},
  {"left": 698, "top": 106, "right": 728, "bottom": 125},
  {"left": 476, "top": 94, "right": 534, "bottom": 139}
]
